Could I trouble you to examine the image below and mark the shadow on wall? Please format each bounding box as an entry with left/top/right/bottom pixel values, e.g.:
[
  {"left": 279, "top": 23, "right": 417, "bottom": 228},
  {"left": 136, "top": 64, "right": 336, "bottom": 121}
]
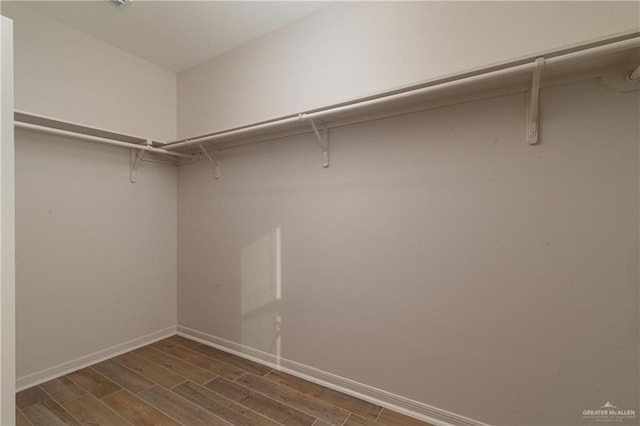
[{"left": 240, "top": 227, "right": 282, "bottom": 365}]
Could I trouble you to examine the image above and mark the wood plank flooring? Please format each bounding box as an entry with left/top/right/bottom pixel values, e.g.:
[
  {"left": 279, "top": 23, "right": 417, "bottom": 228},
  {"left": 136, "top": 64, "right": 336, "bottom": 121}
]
[{"left": 16, "top": 336, "right": 434, "bottom": 426}]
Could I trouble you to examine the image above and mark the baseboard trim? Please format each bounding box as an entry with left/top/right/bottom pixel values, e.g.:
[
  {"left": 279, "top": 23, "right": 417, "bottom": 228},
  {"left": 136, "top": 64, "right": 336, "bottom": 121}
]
[
  {"left": 16, "top": 325, "right": 177, "bottom": 391},
  {"left": 177, "top": 325, "right": 490, "bottom": 426}
]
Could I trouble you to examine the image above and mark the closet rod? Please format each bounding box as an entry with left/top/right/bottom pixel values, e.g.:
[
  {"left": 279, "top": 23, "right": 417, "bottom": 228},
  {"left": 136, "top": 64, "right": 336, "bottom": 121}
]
[
  {"left": 163, "top": 34, "right": 640, "bottom": 152},
  {"left": 14, "top": 121, "right": 194, "bottom": 159}
]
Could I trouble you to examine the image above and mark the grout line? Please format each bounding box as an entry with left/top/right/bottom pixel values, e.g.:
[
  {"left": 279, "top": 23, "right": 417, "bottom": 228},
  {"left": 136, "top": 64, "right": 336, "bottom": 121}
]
[
  {"left": 64, "top": 366, "right": 122, "bottom": 399},
  {"left": 43, "top": 397, "right": 85, "bottom": 426},
  {"left": 87, "top": 365, "right": 127, "bottom": 394},
  {"left": 44, "top": 392, "right": 93, "bottom": 426},
  {"left": 190, "top": 344, "right": 273, "bottom": 379},
  {"left": 161, "top": 382, "right": 234, "bottom": 426},
  {"left": 340, "top": 413, "right": 351, "bottom": 426},
  {"left": 136, "top": 382, "right": 157, "bottom": 395},
  {"left": 265, "top": 369, "right": 384, "bottom": 418},
  {"left": 233, "top": 372, "right": 247, "bottom": 382},
  {"left": 16, "top": 385, "right": 49, "bottom": 410},
  {"left": 59, "top": 391, "right": 87, "bottom": 405},
  {"left": 375, "top": 408, "right": 383, "bottom": 422},
  {"left": 110, "top": 388, "right": 188, "bottom": 426},
  {"left": 16, "top": 406, "right": 34, "bottom": 426},
  {"left": 110, "top": 353, "right": 170, "bottom": 390},
  {"left": 167, "top": 335, "right": 202, "bottom": 351},
  {"left": 37, "top": 378, "right": 87, "bottom": 406},
  {"left": 171, "top": 379, "right": 188, "bottom": 390},
  {"left": 165, "top": 343, "right": 249, "bottom": 379},
  {"left": 191, "top": 344, "right": 243, "bottom": 367},
  {"left": 36, "top": 383, "right": 57, "bottom": 400},
  {"left": 194, "top": 377, "right": 289, "bottom": 426},
  {"left": 152, "top": 341, "right": 178, "bottom": 352},
  {"left": 113, "top": 350, "right": 194, "bottom": 389},
  {"left": 201, "top": 375, "right": 219, "bottom": 388},
  {"left": 131, "top": 386, "right": 188, "bottom": 426},
  {"left": 138, "top": 346, "right": 216, "bottom": 379},
  {"left": 196, "top": 349, "right": 258, "bottom": 374},
  {"left": 99, "top": 387, "right": 125, "bottom": 401},
  {"left": 232, "top": 373, "right": 349, "bottom": 425},
  {"left": 82, "top": 392, "right": 136, "bottom": 426},
  {"left": 93, "top": 356, "right": 167, "bottom": 393}
]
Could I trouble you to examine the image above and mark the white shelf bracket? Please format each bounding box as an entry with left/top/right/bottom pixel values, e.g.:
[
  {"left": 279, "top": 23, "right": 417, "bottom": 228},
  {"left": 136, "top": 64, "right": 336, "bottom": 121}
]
[
  {"left": 627, "top": 64, "right": 640, "bottom": 82},
  {"left": 130, "top": 140, "right": 151, "bottom": 183},
  {"left": 300, "top": 114, "right": 329, "bottom": 168},
  {"left": 198, "top": 143, "right": 220, "bottom": 180},
  {"left": 527, "top": 57, "right": 545, "bottom": 145}
]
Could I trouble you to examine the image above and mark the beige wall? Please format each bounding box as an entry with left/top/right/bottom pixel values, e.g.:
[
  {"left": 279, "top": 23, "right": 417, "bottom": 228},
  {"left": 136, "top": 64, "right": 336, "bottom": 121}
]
[
  {"left": 0, "top": 2, "right": 180, "bottom": 384},
  {"left": 177, "top": 78, "right": 639, "bottom": 425},
  {"left": 177, "top": 1, "right": 639, "bottom": 138},
  {"left": 0, "top": 2, "right": 176, "bottom": 141},
  {"left": 176, "top": 3, "right": 639, "bottom": 423},
  {"left": 15, "top": 129, "right": 177, "bottom": 380}
]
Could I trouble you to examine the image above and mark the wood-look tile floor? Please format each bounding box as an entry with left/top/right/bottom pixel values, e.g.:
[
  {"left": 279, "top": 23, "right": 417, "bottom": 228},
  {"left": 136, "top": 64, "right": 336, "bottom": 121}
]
[{"left": 16, "top": 335, "right": 434, "bottom": 426}]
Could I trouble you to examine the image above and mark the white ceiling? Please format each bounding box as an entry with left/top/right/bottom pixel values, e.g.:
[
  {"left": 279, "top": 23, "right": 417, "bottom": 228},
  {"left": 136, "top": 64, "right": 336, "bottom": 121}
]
[{"left": 18, "top": 0, "right": 330, "bottom": 72}]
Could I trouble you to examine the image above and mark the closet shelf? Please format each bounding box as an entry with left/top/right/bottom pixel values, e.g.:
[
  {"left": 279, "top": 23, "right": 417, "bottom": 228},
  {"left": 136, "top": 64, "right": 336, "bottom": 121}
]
[
  {"left": 14, "top": 111, "right": 195, "bottom": 160},
  {"left": 13, "top": 33, "right": 640, "bottom": 179},
  {"left": 163, "top": 32, "right": 640, "bottom": 155}
]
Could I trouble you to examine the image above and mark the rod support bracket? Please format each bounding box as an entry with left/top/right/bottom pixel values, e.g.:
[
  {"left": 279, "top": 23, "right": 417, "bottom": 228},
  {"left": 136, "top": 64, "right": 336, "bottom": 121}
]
[
  {"left": 527, "top": 57, "right": 545, "bottom": 145},
  {"left": 198, "top": 143, "right": 220, "bottom": 180},
  {"left": 299, "top": 113, "right": 329, "bottom": 168},
  {"left": 130, "top": 140, "right": 151, "bottom": 183}
]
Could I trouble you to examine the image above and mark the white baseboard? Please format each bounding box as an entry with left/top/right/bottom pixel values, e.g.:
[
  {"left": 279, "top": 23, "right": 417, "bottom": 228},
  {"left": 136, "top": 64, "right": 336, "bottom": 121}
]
[
  {"left": 16, "top": 325, "right": 177, "bottom": 391},
  {"left": 177, "top": 325, "right": 490, "bottom": 426}
]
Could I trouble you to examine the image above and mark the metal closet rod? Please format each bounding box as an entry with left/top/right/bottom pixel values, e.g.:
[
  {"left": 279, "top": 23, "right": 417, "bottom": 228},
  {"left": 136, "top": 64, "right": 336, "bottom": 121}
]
[
  {"left": 163, "top": 34, "right": 640, "bottom": 152},
  {"left": 13, "top": 34, "right": 639, "bottom": 156},
  {"left": 14, "top": 121, "right": 194, "bottom": 159}
]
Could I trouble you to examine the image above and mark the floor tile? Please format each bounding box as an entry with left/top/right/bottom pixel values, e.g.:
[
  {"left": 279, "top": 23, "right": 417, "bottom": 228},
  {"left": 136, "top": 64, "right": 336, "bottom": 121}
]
[
  {"left": 66, "top": 368, "right": 121, "bottom": 399},
  {"left": 138, "top": 385, "right": 230, "bottom": 425},
  {"left": 236, "top": 373, "right": 349, "bottom": 425},
  {"left": 102, "top": 389, "right": 181, "bottom": 426},
  {"left": 192, "top": 345, "right": 272, "bottom": 376},
  {"left": 16, "top": 407, "right": 32, "bottom": 426},
  {"left": 40, "top": 377, "right": 85, "bottom": 404},
  {"left": 22, "top": 399, "right": 80, "bottom": 426},
  {"left": 166, "top": 345, "right": 245, "bottom": 380},
  {"left": 147, "top": 339, "right": 179, "bottom": 352},
  {"left": 16, "top": 387, "right": 49, "bottom": 409},
  {"left": 344, "top": 413, "right": 378, "bottom": 426},
  {"left": 113, "top": 352, "right": 185, "bottom": 389},
  {"left": 205, "top": 376, "right": 315, "bottom": 426},
  {"left": 165, "top": 335, "right": 201, "bottom": 349},
  {"left": 377, "top": 408, "right": 436, "bottom": 426},
  {"left": 92, "top": 359, "right": 155, "bottom": 393},
  {"left": 173, "top": 380, "right": 280, "bottom": 426},
  {"left": 63, "top": 394, "right": 129, "bottom": 425},
  {"left": 134, "top": 347, "right": 215, "bottom": 385},
  {"left": 266, "top": 370, "right": 381, "bottom": 420}
]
